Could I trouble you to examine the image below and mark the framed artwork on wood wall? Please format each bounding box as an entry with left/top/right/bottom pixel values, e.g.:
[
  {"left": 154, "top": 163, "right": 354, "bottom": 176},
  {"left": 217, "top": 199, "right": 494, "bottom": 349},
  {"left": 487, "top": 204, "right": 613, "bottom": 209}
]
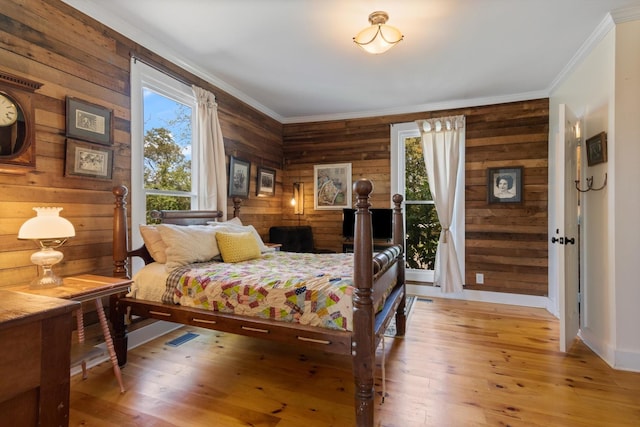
[
  {"left": 228, "top": 156, "right": 251, "bottom": 198},
  {"left": 256, "top": 166, "right": 276, "bottom": 197},
  {"left": 487, "top": 166, "right": 523, "bottom": 204},
  {"left": 65, "top": 97, "right": 113, "bottom": 146},
  {"left": 64, "top": 138, "right": 113, "bottom": 180},
  {"left": 314, "top": 163, "right": 352, "bottom": 210}
]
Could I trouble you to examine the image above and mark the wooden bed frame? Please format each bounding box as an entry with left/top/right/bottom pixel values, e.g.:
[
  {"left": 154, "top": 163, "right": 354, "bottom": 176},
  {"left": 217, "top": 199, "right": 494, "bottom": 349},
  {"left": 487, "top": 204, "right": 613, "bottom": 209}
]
[{"left": 110, "top": 178, "right": 406, "bottom": 426}]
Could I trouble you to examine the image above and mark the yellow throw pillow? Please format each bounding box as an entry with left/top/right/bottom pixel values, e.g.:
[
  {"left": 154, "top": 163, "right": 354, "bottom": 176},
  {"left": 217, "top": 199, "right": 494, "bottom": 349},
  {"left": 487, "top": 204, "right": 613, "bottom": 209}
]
[{"left": 215, "top": 231, "right": 261, "bottom": 263}]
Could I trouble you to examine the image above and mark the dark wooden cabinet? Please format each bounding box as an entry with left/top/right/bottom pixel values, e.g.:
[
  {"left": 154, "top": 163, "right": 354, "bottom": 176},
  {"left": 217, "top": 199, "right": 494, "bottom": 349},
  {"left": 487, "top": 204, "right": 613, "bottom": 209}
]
[{"left": 0, "top": 291, "right": 79, "bottom": 426}]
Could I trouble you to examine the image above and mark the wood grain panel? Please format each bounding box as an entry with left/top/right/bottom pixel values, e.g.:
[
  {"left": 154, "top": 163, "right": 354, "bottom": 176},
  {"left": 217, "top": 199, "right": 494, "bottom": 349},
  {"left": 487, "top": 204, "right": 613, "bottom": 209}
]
[
  {"left": 0, "top": 1, "right": 547, "bottom": 297},
  {"left": 283, "top": 99, "right": 549, "bottom": 295},
  {"left": 0, "top": 0, "right": 283, "bottom": 288}
]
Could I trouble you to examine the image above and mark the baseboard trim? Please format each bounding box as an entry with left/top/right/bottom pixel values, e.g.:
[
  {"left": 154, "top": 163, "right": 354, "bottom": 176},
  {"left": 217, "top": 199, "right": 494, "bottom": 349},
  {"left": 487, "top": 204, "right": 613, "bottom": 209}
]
[
  {"left": 407, "top": 283, "right": 549, "bottom": 309},
  {"left": 580, "top": 327, "right": 640, "bottom": 373}
]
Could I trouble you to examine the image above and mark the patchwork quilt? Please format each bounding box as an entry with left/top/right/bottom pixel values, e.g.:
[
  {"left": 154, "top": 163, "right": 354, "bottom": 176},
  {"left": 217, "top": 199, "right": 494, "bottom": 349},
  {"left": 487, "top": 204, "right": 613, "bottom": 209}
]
[{"left": 163, "top": 252, "right": 356, "bottom": 331}]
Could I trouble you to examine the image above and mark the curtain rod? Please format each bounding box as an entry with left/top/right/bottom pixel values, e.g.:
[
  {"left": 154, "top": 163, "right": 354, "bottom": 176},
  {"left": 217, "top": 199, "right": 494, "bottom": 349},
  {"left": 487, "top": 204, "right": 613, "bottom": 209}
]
[{"left": 131, "top": 54, "right": 194, "bottom": 87}]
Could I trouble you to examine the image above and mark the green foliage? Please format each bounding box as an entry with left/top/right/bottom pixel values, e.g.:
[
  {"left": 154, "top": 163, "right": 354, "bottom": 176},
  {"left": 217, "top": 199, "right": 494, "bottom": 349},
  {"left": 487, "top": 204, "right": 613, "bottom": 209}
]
[
  {"left": 145, "top": 195, "right": 191, "bottom": 224},
  {"left": 403, "top": 136, "right": 441, "bottom": 270},
  {"left": 142, "top": 93, "right": 194, "bottom": 223},
  {"left": 143, "top": 127, "right": 191, "bottom": 192},
  {"left": 405, "top": 204, "right": 441, "bottom": 270}
]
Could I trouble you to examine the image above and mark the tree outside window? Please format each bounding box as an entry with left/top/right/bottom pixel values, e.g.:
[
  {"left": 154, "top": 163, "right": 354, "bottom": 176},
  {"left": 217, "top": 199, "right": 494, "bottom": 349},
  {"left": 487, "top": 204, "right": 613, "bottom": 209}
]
[
  {"left": 143, "top": 91, "right": 193, "bottom": 223},
  {"left": 403, "top": 136, "right": 441, "bottom": 271}
]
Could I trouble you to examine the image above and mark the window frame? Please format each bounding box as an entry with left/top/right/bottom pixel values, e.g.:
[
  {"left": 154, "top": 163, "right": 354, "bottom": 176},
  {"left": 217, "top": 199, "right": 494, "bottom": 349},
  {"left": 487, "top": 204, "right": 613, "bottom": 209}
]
[
  {"left": 390, "top": 122, "right": 465, "bottom": 284},
  {"left": 130, "top": 59, "right": 198, "bottom": 272}
]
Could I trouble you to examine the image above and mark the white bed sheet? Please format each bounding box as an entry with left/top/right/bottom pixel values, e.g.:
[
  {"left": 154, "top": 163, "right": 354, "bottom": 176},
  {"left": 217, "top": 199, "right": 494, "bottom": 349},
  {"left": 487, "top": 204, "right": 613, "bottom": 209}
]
[{"left": 129, "top": 262, "right": 170, "bottom": 302}]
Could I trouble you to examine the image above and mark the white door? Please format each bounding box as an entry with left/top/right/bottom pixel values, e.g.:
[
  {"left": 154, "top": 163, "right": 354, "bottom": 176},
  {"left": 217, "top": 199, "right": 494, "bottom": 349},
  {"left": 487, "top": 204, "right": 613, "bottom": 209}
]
[{"left": 557, "top": 104, "right": 580, "bottom": 352}]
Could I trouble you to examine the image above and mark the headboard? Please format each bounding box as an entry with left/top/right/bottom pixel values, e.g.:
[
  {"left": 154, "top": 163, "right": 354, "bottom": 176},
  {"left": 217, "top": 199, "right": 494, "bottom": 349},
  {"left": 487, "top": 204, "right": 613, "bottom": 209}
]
[
  {"left": 112, "top": 185, "right": 242, "bottom": 277},
  {"left": 150, "top": 209, "right": 223, "bottom": 225}
]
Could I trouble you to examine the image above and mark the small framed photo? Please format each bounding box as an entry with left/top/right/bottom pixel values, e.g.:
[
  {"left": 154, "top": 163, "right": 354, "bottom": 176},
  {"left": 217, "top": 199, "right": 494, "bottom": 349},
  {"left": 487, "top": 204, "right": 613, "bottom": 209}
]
[
  {"left": 314, "top": 163, "right": 352, "bottom": 210},
  {"left": 228, "top": 156, "right": 251, "bottom": 198},
  {"left": 487, "top": 166, "right": 523, "bottom": 204},
  {"left": 66, "top": 96, "right": 113, "bottom": 145},
  {"left": 256, "top": 166, "right": 276, "bottom": 197},
  {"left": 64, "top": 138, "right": 113, "bottom": 180},
  {"left": 585, "top": 132, "right": 607, "bottom": 166}
]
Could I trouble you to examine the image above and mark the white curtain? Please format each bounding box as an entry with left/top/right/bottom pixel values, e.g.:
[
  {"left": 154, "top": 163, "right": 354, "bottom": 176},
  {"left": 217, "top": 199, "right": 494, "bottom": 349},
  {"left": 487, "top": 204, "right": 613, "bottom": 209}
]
[
  {"left": 416, "top": 115, "right": 465, "bottom": 293},
  {"left": 192, "top": 86, "right": 227, "bottom": 217}
]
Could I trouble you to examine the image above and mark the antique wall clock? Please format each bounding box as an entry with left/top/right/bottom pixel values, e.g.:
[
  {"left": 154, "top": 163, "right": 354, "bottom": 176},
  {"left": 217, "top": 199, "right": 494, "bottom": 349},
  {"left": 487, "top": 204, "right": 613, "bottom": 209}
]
[{"left": 0, "top": 71, "right": 43, "bottom": 174}]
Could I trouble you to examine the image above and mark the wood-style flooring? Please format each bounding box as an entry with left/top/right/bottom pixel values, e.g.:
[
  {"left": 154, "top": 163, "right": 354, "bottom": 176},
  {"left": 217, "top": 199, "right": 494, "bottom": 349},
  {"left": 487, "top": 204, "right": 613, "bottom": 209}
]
[{"left": 69, "top": 297, "right": 640, "bottom": 426}]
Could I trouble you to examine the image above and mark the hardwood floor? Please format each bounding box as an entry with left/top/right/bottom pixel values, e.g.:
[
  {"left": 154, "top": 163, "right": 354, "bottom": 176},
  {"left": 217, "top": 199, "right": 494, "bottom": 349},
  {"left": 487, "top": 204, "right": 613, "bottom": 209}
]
[{"left": 69, "top": 298, "right": 640, "bottom": 426}]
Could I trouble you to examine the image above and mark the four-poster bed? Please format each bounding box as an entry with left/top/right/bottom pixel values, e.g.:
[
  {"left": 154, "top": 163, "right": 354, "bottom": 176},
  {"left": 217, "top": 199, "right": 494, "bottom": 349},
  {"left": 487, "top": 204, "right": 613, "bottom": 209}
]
[{"left": 110, "top": 178, "right": 406, "bottom": 426}]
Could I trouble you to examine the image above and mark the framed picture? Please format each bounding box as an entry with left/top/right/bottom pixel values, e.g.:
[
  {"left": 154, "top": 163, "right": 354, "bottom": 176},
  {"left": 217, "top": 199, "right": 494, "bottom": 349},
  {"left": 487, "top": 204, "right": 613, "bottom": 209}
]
[
  {"left": 64, "top": 138, "right": 113, "bottom": 180},
  {"left": 314, "top": 163, "right": 352, "bottom": 210},
  {"left": 256, "top": 166, "right": 276, "bottom": 197},
  {"left": 487, "top": 166, "right": 523, "bottom": 204},
  {"left": 585, "top": 132, "right": 607, "bottom": 166},
  {"left": 66, "top": 96, "right": 113, "bottom": 145},
  {"left": 228, "top": 156, "right": 251, "bottom": 198}
]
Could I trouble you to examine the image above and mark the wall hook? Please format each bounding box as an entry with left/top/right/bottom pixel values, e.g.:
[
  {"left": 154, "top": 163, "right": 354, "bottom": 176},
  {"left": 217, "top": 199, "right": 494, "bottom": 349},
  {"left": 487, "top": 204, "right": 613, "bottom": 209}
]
[{"left": 575, "top": 173, "right": 607, "bottom": 192}]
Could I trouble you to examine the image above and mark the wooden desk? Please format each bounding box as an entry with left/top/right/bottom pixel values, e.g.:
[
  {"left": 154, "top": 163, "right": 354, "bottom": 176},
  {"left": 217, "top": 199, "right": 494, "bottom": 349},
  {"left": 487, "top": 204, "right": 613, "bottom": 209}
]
[
  {"left": 0, "top": 290, "right": 79, "bottom": 426},
  {"left": 10, "top": 275, "right": 132, "bottom": 394}
]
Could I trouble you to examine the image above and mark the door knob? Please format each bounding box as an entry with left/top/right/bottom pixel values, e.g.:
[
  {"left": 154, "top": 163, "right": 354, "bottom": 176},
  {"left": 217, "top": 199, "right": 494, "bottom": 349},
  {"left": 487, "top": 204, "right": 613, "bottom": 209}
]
[{"left": 565, "top": 237, "right": 575, "bottom": 245}]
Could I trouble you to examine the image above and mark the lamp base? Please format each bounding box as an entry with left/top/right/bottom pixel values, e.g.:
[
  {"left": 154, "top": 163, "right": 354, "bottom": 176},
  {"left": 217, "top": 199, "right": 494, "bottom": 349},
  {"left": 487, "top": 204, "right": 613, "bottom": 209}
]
[
  {"left": 30, "top": 273, "right": 64, "bottom": 289},
  {"left": 29, "top": 247, "right": 64, "bottom": 289}
]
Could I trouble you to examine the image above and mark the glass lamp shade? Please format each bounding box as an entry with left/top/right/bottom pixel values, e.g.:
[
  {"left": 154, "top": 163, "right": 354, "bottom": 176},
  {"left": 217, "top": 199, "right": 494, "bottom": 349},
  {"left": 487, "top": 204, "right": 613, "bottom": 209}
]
[
  {"left": 18, "top": 207, "right": 75, "bottom": 240},
  {"left": 353, "top": 11, "right": 404, "bottom": 54},
  {"left": 18, "top": 207, "right": 75, "bottom": 288}
]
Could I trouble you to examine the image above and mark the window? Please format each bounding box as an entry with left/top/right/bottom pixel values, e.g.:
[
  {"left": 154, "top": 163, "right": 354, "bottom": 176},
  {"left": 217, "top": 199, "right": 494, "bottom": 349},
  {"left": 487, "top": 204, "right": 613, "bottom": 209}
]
[
  {"left": 391, "top": 122, "right": 465, "bottom": 283},
  {"left": 142, "top": 89, "right": 194, "bottom": 223},
  {"left": 130, "top": 60, "right": 198, "bottom": 268}
]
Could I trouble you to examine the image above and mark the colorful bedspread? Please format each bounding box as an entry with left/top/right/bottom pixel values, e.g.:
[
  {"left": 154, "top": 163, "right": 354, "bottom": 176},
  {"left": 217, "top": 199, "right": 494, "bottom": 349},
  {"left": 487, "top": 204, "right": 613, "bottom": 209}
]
[{"left": 163, "top": 252, "right": 356, "bottom": 331}]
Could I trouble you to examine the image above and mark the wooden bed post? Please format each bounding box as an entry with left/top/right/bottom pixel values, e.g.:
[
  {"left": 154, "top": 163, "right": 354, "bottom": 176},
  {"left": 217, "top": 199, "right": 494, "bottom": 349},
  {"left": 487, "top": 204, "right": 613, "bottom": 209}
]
[
  {"left": 352, "top": 179, "right": 375, "bottom": 426},
  {"left": 112, "top": 185, "right": 130, "bottom": 366},
  {"left": 392, "top": 193, "right": 407, "bottom": 336},
  {"left": 232, "top": 196, "right": 242, "bottom": 219},
  {"left": 113, "top": 185, "right": 129, "bottom": 278}
]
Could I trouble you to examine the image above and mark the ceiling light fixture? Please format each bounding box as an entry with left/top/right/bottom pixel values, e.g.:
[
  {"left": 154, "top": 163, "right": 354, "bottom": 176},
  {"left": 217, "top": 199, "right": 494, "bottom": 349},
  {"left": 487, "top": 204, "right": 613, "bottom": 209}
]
[{"left": 353, "top": 11, "right": 404, "bottom": 54}]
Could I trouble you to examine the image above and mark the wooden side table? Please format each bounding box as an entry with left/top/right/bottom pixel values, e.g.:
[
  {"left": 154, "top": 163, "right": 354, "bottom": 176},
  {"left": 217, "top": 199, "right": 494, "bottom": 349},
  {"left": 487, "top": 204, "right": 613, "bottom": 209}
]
[{"left": 9, "top": 274, "right": 132, "bottom": 394}]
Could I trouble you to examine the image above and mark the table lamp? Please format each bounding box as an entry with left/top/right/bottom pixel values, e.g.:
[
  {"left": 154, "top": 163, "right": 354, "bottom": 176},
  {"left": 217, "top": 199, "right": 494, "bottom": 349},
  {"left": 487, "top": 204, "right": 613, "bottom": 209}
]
[{"left": 18, "top": 207, "right": 75, "bottom": 288}]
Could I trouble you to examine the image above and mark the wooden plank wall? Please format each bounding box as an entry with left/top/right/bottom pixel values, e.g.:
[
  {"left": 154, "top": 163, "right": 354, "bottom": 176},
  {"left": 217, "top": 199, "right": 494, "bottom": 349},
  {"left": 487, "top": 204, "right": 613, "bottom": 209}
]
[
  {"left": 0, "top": 0, "right": 282, "bottom": 288},
  {"left": 282, "top": 99, "right": 549, "bottom": 296},
  {"left": 0, "top": 1, "right": 548, "bottom": 297}
]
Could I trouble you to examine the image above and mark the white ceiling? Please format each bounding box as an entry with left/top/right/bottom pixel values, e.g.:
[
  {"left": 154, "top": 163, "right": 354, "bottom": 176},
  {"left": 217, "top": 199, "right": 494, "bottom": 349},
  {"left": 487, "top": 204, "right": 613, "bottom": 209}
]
[{"left": 63, "top": 0, "right": 640, "bottom": 123}]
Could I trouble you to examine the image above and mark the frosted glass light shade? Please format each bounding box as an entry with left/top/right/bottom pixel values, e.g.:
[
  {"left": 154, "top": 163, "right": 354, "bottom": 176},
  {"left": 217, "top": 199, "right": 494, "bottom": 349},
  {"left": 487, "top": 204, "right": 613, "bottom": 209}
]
[
  {"left": 18, "top": 207, "right": 75, "bottom": 240},
  {"left": 353, "top": 11, "right": 404, "bottom": 54}
]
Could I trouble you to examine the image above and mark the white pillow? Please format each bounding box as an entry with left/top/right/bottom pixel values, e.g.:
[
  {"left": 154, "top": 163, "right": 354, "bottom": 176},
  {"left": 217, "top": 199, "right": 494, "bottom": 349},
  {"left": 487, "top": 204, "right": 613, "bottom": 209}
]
[
  {"left": 139, "top": 225, "right": 168, "bottom": 264},
  {"left": 207, "top": 217, "right": 243, "bottom": 227},
  {"left": 226, "top": 217, "right": 243, "bottom": 226},
  {"left": 156, "top": 224, "right": 222, "bottom": 271}
]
